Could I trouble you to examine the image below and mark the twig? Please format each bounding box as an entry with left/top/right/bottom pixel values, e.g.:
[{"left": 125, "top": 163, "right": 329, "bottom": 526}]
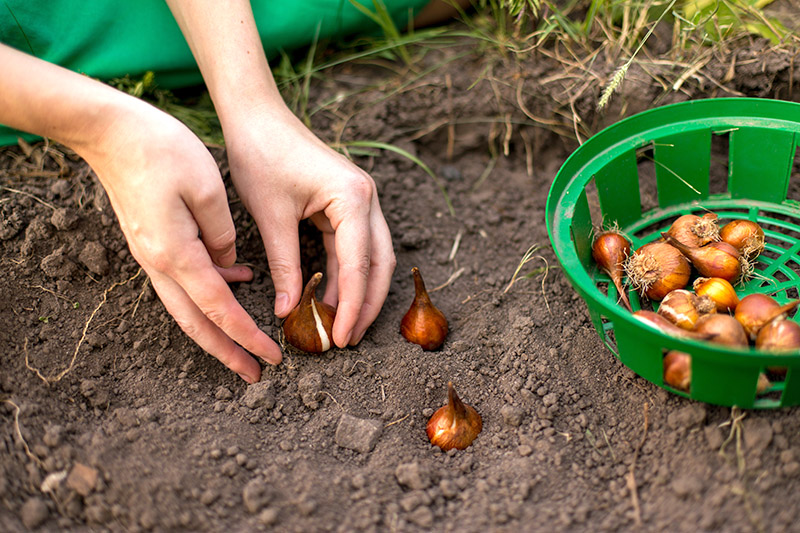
[
  {"left": 384, "top": 414, "right": 409, "bottom": 428},
  {"left": 2, "top": 186, "right": 56, "bottom": 210},
  {"left": 626, "top": 401, "right": 649, "bottom": 527},
  {"left": 448, "top": 229, "right": 463, "bottom": 263},
  {"left": 320, "top": 391, "right": 343, "bottom": 411},
  {"left": 431, "top": 267, "right": 465, "bottom": 293}
]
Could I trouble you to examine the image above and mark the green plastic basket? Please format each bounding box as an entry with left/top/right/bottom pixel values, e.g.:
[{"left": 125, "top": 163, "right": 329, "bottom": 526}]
[{"left": 546, "top": 98, "right": 800, "bottom": 409}]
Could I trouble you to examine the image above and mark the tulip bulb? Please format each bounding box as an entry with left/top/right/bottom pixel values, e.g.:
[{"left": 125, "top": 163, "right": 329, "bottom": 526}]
[
  {"left": 633, "top": 310, "right": 715, "bottom": 341},
  {"left": 663, "top": 234, "right": 741, "bottom": 282},
  {"left": 720, "top": 219, "right": 765, "bottom": 259},
  {"left": 663, "top": 351, "right": 691, "bottom": 392},
  {"left": 426, "top": 382, "right": 482, "bottom": 451},
  {"left": 694, "top": 314, "right": 748, "bottom": 348},
  {"left": 592, "top": 229, "right": 632, "bottom": 311},
  {"left": 283, "top": 272, "right": 336, "bottom": 353},
  {"left": 735, "top": 293, "right": 800, "bottom": 341},
  {"left": 693, "top": 277, "right": 740, "bottom": 313},
  {"left": 657, "top": 289, "right": 715, "bottom": 330},
  {"left": 401, "top": 267, "right": 448, "bottom": 350},
  {"left": 624, "top": 242, "right": 690, "bottom": 301},
  {"left": 664, "top": 212, "right": 720, "bottom": 248}
]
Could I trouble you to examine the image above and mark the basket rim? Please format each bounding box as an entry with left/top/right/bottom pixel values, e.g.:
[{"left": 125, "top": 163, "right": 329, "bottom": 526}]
[{"left": 546, "top": 97, "right": 800, "bottom": 364}]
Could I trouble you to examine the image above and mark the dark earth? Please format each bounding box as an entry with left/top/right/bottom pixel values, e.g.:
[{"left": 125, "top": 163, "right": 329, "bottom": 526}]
[{"left": 3, "top": 17, "right": 800, "bottom": 533}]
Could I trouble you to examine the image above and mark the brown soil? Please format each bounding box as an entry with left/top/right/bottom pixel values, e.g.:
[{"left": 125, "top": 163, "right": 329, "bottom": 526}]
[{"left": 3, "top": 27, "right": 800, "bottom": 533}]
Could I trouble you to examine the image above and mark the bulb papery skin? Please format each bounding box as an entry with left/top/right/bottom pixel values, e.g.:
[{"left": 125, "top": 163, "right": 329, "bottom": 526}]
[
  {"left": 693, "top": 277, "right": 740, "bottom": 312},
  {"left": 756, "top": 319, "right": 800, "bottom": 353},
  {"left": 665, "top": 213, "right": 720, "bottom": 248},
  {"left": 426, "top": 382, "right": 482, "bottom": 451},
  {"left": 663, "top": 351, "right": 691, "bottom": 392},
  {"left": 283, "top": 272, "right": 336, "bottom": 353},
  {"left": 624, "top": 242, "right": 690, "bottom": 301},
  {"left": 632, "top": 310, "right": 714, "bottom": 341},
  {"left": 592, "top": 230, "right": 632, "bottom": 311},
  {"left": 663, "top": 235, "right": 741, "bottom": 282},
  {"left": 657, "top": 289, "right": 715, "bottom": 330},
  {"left": 720, "top": 219, "right": 765, "bottom": 259},
  {"left": 694, "top": 314, "right": 748, "bottom": 348},
  {"left": 401, "top": 268, "right": 448, "bottom": 350},
  {"left": 735, "top": 294, "right": 800, "bottom": 341}
]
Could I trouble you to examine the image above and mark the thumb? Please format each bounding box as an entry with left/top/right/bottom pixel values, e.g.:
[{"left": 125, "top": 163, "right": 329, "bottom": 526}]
[{"left": 260, "top": 212, "right": 303, "bottom": 317}]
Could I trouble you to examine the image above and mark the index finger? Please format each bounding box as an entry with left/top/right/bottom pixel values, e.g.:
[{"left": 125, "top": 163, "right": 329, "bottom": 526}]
[
  {"left": 175, "top": 245, "right": 282, "bottom": 364},
  {"left": 330, "top": 209, "right": 371, "bottom": 348}
]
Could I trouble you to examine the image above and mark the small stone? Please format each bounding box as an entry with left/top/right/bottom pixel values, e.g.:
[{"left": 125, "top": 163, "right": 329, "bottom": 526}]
[
  {"left": 517, "top": 445, "right": 533, "bottom": 457},
  {"left": 200, "top": 489, "right": 219, "bottom": 506},
  {"left": 221, "top": 460, "right": 238, "bottom": 477},
  {"left": 66, "top": 463, "right": 99, "bottom": 496},
  {"left": 743, "top": 418, "right": 773, "bottom": 455},
  {"left": 21, "top": 497, "right": 49, "bottom": 529},
  {"left": 439, "top": 479, "right": 459, "bottom": 499},
  {"left": 667, "top": 404, "right": 707, "bottom": 429},
  {"left": 407, "top": 506, "right": 434, "bottom": 528},
  {"left": 500, "top": 405, "right": 524, "bottom": 427},
  {"left": 543, "top": 393, "right": 558, "bottom": 407},
  {"left": 334, "top": 414, "right": 382, "bottom": 454},
  {"left": 671, "top": 475, "right": 704, "bottom": 498},
  {"left": 258, "top": 508, "right": 279, "bottom": 526},
  {"left": 242, "top": 477, "right": 271, "bottom": 514},
  {"left": 241, "top": 380, "right": 275, "bottom": 410},
  {"left": 78, "top": 241, "right": 109, "bottom": 276},
  {"left": 297, "top": 373, "right": 323, "bottom": 409},
  {"left": 395, "top": 462, "right": 430, "bottom": 491},
  {"left": 215, "top": 387, "right": 233, "bottom": 401},
  {"left": 43, "top": 425, "right": 64, "bottom": 448},
  {"left": 50, "top": 208, "right": 79, "bottom": 231}
]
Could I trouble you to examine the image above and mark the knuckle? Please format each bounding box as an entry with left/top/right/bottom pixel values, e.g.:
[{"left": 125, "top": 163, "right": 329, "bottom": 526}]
[
  {"left": 345, "top": 173, "right": 375, "bottom": 205},
  {"left": 204, "top": 225, "right": 236, "bottom": 252}
]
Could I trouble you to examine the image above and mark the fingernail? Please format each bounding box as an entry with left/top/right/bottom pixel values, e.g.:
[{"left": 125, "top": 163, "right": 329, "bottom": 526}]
[
  {"left": 343, "top": 330, "right": 353, "bottom": 346},
  {"left": 275, "top": 292, "right": 290, "bottom": 316},
  {"left": 238, "top": 372, "right": 255, "bottom": 384},
  {"left": 352, "top": 330, "right": 365, "bottom": 345}
]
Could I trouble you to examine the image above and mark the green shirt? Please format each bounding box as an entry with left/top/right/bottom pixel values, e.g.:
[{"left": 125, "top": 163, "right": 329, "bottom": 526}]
[{"left": 0, "top": 0, "right": 430, "bottom": 145}]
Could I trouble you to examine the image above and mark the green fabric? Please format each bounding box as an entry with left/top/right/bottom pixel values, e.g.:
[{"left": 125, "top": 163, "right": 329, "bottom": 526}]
[{"left": 0, "top": 0, "right": 430, "bottom": 145}]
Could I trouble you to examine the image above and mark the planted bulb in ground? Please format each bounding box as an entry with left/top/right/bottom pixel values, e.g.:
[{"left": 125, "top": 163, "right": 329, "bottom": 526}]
[
  {"left": 283, "top": 272, "right": 336, "bottom": 353},
  {"left": 401, "top": 267, "right": 448, "bottom": 350},
  {"left": 426, "top": 382, "right": 482, "bottom": 451}
]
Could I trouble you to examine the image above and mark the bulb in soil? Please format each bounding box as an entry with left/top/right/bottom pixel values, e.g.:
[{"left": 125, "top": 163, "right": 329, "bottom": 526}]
[
  {"left": 624, "top": 242, "right": 690, "bottom": 301},
  {"left": 401, "top": 267, "right": 448, "bottom": 350},
  {"left": 283, "top": 272, "right": 336, "bottom": 353},
  {"left": 426, "top": 382, "right": 482, "bottom": 451}
]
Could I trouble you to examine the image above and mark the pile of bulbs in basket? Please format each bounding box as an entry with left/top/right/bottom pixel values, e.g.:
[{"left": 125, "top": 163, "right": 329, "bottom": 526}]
[
  {"left": 592, "top": 213, "right": 799, "bottom": 394},
  {"left": 281, "top": 267, "right": 481, "bottom": 451}
]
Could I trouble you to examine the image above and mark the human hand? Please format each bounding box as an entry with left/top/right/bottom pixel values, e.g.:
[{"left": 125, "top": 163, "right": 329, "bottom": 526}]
[
  {"left": 80, "top": 100, "right": 282, "bottom": 383},
  {"left": 223, "top": 105, "right": 396, "bottom": 348}
]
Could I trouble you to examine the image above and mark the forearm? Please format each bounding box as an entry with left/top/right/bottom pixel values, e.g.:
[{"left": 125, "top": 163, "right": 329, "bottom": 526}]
[
  {"left": 165, "top": 0, "right": 288, "bottom": 125},
  {"left": 0, "top": 43, "right": 141, "bottom": 156}
]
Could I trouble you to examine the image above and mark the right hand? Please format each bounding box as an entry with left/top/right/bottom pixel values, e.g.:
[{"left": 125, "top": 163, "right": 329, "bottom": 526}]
[{"left": 78, "top": 98, "right": 282, "bottom": 383}]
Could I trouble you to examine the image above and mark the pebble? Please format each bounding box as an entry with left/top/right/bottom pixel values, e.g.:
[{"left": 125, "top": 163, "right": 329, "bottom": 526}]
[
  {"left": 66, "top": 463, "right": 99, "bottom": 496},
  {"left": 43, "top": 425, "right": 64, "bottom": 448},
  {"left": 297, "top": 372, "right": 323, "bottom": 409},
  {"left": 215, "top": 387, "right": 233, "bottom": 401},
  {"left": 667, "top": 404, "right": 707, "bottom": 429},
  {"left": 221, "top": 460, "right": 238, "bottom": 477},
  {"left": 78, "top": 241, "right": 110, "bottom": 276},
  {"left": 258, "top": 508, "right": 279, "bottom": 526},
  {"left": 518, "top": 445, "right": 533, "bottom": 457},
  {"left": 395, "top": 462, "right": 430, "bottom": 491},
  {"left": 334, "top": 414, "right": 382, "bottom": 454},
  {"left": 242, "top": 477, "right": 271, "bottom": 514},
  {"left": 670, "top": 475, "right": 704, "bottom": 498},
  {"left": 407, "top": 506, "right": 434, "bottom": 528},
  {"left": 240, "top": 380, "right": 276, "bottom": 410},
  {"left": 21, "top": 497, "right": 49, "bottom": 529},
  {"left": 743, "top": 418, "right": 773, "bottom": 455},
  {"left": 200, "top": 489, "right": 219, "bottom": 506},
  {"left": 500, "top": 404, "right": 524, "bottom": 427}
]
